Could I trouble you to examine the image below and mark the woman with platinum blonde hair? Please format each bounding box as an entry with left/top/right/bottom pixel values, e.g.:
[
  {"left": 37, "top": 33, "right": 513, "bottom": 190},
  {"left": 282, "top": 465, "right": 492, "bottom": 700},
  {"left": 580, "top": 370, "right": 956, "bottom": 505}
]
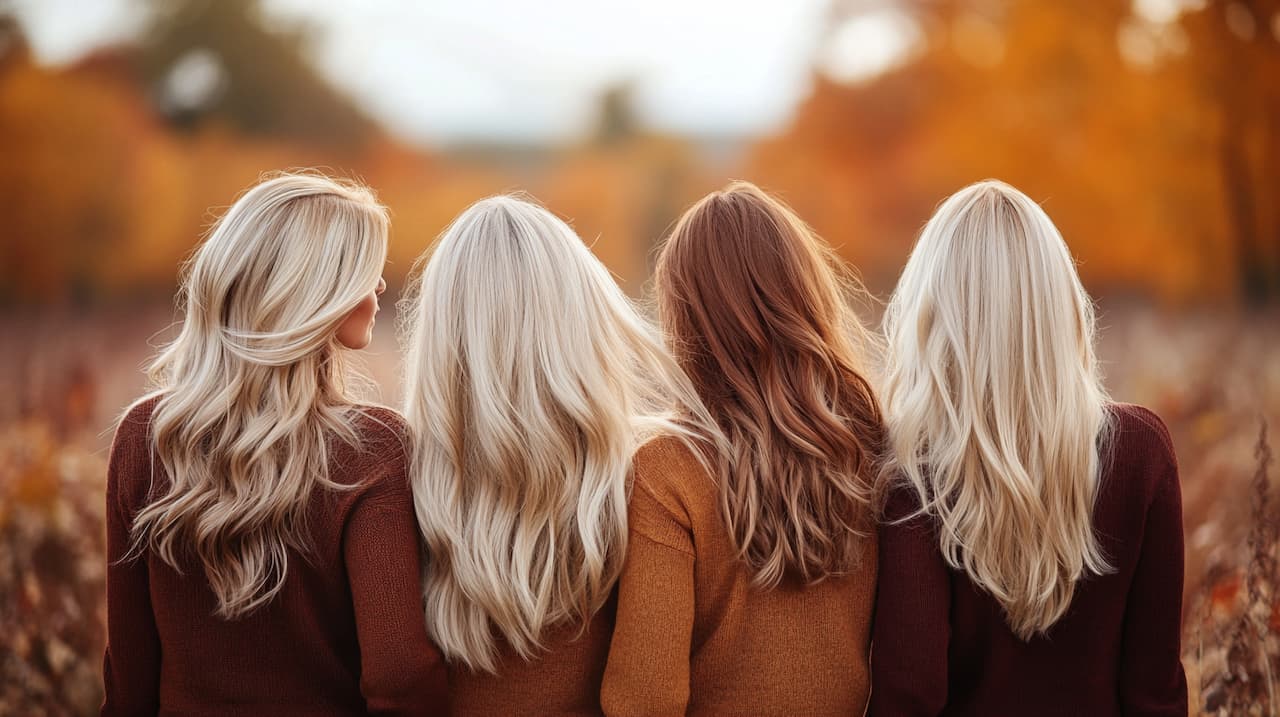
[
  {"left": 871, "top": 180, "right": 1186, "bottom": 716},
  {"left": 401, "top": 195, "right": 716, "bottom": 715},
  {"left": 102, "top": 171, "right": 447, "bottom": 715}
]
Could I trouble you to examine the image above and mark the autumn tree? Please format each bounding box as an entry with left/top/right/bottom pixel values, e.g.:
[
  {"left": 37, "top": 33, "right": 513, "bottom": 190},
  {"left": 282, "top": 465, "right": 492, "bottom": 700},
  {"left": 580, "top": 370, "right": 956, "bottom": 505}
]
[
  {"left": 135, "top": 0, "right": 375, "bottom": 149},
  {"left": 750, "top": 0, "right": 1277, "bottom": 304},
  {"left": 1177, "top": 0, "right": 1280, "bottom": 305}
]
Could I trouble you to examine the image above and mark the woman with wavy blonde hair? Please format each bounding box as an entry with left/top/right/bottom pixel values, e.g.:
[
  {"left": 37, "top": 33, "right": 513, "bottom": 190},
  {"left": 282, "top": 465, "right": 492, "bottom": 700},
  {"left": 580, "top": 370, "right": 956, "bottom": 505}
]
[
  {"left": 102, "top": 171, "right": 447, "bottom": 716},
  {"left": 871, "top": 180, "right": 1186, "bottom": 716},
  {"left": 401, "top": 194, "right": 714, "bottom": 715},
  {"left": 601, "top": 181, "right": 885, "bottom": 716}
]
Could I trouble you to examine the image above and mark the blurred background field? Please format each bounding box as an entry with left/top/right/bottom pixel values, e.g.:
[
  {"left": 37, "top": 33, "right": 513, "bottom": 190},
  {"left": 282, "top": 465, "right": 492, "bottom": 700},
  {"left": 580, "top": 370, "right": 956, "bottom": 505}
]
[{"left": 0, "top": 0, "right": 1277, "bottom": 714}]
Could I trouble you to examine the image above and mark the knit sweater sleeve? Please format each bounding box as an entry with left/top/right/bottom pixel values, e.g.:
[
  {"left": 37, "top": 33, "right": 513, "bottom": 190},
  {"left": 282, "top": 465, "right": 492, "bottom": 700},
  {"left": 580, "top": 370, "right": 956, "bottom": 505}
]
[
  {"left": 869, "top": 487, "right": 950, "bottom": 717},
  {"left": 342, "top": 427, "right": 449, "bottom": 716},
  {"left": 601, "top": 446, "right": 697, "bottom": 717},
  {"left": 101, "top": 404, "right": 162, "bottom": 717},
  {"left": 1117, "top": 406, "right": 1189, "bottom": 716}
]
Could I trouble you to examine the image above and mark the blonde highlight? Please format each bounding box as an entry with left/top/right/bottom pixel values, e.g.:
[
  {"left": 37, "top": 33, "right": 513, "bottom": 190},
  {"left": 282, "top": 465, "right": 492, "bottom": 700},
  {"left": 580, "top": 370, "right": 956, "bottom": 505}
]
[
  {"left": 656, "top": 181, "right": 885, "bottom": 588},
  {"left": 881, "top": 179, "right": 1113, "bottom": 639},
  {"left": 127, "top": 171, "right": 390, "bottom": 619},
  {"left": 401, "top": 195, "right": 716, "bottom": 672}
]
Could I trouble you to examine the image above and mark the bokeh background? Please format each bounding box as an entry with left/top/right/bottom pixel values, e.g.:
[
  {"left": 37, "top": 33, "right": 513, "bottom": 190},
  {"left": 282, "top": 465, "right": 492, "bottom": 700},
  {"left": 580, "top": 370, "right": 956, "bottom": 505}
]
[{"left": 1, "top": 0, "right": 1277, "bottom": 714}]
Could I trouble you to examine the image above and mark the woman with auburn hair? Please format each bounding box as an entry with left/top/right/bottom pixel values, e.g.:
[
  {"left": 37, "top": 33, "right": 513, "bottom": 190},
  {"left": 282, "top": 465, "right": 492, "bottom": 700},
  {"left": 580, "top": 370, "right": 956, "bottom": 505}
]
[
  {"left": 102, "top": 172, "right": 447, "bottom": 716},
  {"left": 400, "top": 194, "right": 715, "bottom": 716},
  {"left": 601, "top": 181, "right": 885, "bottom": 716},
  {"left": 871, "top": 180, "right": 1187, "bottom": 716}
]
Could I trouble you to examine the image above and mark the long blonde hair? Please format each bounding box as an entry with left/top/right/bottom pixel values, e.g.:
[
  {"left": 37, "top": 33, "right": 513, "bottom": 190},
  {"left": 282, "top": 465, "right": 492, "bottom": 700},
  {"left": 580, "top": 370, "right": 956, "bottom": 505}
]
[
  {"left": 881, "top": 179, "right": 1112, "bottom": 639},
  {"left": 655, "top": 182, "right": 884, "bottom": 588},
  {"left": 130, "top": 171, "right": 389, "bottom": 620},
  {"left": 401, "top": 195, "right": 713, "bottom": 672}
]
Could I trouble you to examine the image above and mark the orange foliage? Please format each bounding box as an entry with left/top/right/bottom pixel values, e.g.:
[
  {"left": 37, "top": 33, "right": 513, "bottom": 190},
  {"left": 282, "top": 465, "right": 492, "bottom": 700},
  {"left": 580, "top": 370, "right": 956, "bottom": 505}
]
[
  {"left": 0, "top": 43, "right": 697, "bottom": 303},
  {"left": 1, "top": 1, "right": 1277, "bottom": 307},
  {"left": 748, "top": 0, "right": 1279, "bottom": 304}
]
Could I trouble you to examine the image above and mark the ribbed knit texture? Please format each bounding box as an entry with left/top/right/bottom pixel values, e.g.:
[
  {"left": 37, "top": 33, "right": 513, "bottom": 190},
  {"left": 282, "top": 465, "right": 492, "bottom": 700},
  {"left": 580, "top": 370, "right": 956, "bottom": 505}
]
[
  {"left": 870, "top": 402, "right": 1188, "bottom": 717},
  {"left": 446, "top": 597, "right": 616, "bottom": 716},
  {"left": 602, "top": 436, "right": 878, "bottom": 717},
  {"left": 101, "top": 397, "right": 448, "bottom": 716}
]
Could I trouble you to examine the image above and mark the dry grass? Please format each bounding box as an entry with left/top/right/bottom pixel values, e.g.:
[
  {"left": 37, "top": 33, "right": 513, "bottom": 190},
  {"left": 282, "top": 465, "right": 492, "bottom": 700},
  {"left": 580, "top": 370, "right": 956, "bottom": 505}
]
[
  {"left": 1192, "top": 420, "right": 1279, "bottom": 715},
  {"left": 0, "top": 418, "right": 106, "bottom": 715}
]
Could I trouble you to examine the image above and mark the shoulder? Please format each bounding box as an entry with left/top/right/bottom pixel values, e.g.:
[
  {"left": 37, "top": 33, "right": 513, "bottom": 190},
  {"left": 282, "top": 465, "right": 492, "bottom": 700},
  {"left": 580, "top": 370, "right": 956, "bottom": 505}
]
[
  {"left": 113, "top": 394, "right": 163, "bottom": 444},
  {"left": 1101, "top": 403, "right": 1180, "bottom": 512},
  {"left": 1106, "top": 403, "right": 1177, "bottom": 473},
  {"left": 328, "top": 405, "right": 412, "bottom": 492},
  {"left": 109, "top": 393, "right": 166, "bottom": 466},
  {"left": 875, "top": 480, "right": 945, "bottom": 558},
  {"left": 107, "top": 394, "right": 166, "bottom": 508},
  {"left": 632, "top": 433, "right": 714, "bottom": 507},
  {"left": 880, "top": 481, "right": 930, "bottom": 523},
  {"left": 633, "top": 433, "right": 705, "bottom": 473},
  {"left": 629, "top": 434, "right": 710, "bottom": 552},
  {"left": 348, "top": 405, "right": 411, "bottom": 453},
  {"left": 631, "top": 433, "right": 719, "bottom": 535}
]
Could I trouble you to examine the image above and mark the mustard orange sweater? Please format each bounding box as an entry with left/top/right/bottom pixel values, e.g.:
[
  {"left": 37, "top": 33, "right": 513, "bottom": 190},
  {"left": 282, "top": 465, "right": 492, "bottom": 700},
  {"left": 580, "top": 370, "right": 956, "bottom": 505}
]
[
  {"left": 446, "top": 599, "right": 616, "bottom": 716},
  {"left": 601, "top": 437, "right": 878, "bottom": 717}
]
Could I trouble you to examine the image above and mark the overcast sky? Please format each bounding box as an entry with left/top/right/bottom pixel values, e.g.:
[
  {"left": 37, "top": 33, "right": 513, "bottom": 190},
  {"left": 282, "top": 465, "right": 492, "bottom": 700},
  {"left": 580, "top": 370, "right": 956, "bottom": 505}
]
[{"left": 26, "top": 1, "right": 1204, "bottom": 146}]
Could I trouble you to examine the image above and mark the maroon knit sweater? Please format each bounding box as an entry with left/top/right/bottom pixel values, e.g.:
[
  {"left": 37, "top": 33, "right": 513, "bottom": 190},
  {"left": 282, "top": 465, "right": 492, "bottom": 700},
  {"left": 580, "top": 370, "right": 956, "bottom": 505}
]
[
  {"left": 870, "top": 402, "right": 1187, "bottom": 717},
  {"left": 101, "top": 398, "right": 448, "bottom": 716}
]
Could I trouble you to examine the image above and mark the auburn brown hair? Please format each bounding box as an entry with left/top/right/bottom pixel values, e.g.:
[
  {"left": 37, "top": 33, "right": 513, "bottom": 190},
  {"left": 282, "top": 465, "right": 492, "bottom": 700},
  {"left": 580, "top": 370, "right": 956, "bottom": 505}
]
[{"left": 655, "top": 180, "right": 884, "bottom": 587}]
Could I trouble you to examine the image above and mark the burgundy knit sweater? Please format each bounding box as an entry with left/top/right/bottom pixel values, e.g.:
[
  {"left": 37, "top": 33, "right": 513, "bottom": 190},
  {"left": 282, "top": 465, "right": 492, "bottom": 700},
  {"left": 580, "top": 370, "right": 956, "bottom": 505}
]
[
  {"left": 101, "top": 398, "right": 448, "bottom": 716},
  {"left": 870, "top": 403, "right": 1187, "bottom": 717}
]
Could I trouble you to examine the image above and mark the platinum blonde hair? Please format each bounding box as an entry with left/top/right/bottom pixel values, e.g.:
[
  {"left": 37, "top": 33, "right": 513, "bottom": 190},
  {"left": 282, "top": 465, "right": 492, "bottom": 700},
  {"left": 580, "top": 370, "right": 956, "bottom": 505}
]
[
  {"left": 401, "top": 195, "right": 716, "bottom": 672},
  {"left": 881, "top": 179, "right": 1112, "bottom": 639},
  {"left": 130, "top": 171, "right": 389, "bottom": 619}
]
